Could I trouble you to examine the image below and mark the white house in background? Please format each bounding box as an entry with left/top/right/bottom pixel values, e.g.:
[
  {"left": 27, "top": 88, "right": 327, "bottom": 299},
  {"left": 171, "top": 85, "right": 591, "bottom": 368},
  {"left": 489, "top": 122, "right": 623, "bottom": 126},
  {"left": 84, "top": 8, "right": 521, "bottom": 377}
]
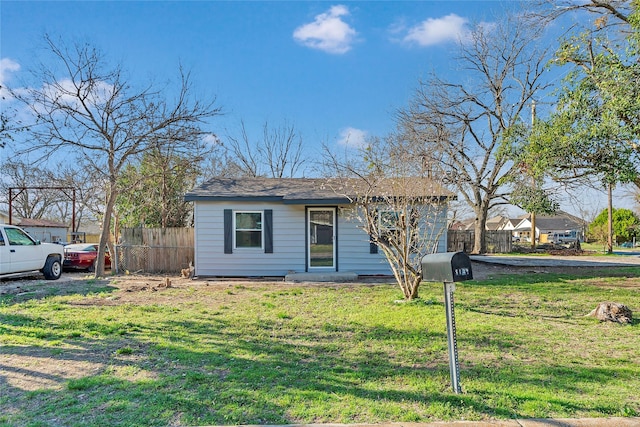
[
  {"left": 184, "top": 177, "right": 452, "bottom": 278},
  {"left": 499, "top": 215, "right": 527, "bottom": 241},
  {"left": 486, "top": 215, "right": 510, "bottom": 231},
  {"left": 16, "top": 218, "right": 69, "bottom": 243},
  {"left": 499, "top": 217, "right": 521, "bottom": 232},
  {"left": 0, "top": 210, "right": 9, "bottom": 224},
  {"left": 513, "top": 211, "right": 586, "bottom": 243}
]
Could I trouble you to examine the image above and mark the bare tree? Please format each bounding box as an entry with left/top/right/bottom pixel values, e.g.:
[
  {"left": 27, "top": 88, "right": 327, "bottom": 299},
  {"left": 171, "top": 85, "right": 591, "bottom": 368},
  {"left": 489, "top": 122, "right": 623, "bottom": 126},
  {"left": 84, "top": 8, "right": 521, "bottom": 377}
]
[
  {"left": 530, "top": 0, "right": 634, "bottom": 28},
  {"left": 223, "top": 120, "right": 306, "bottom": 178},
  {"left": 0, "top": 85, "right": 27, "bottom": 150},
  {"left": 0, "top": 158, "right": 104, "bottom": 244},
  {"left": 398, "top": 14, "right": 551, "bottom": 253},
  {"left": 323, "top": 134, "right": 451, "bottom": 300},
  {"left": 13, "top": 35, "right": 221, "bottom": 276}
]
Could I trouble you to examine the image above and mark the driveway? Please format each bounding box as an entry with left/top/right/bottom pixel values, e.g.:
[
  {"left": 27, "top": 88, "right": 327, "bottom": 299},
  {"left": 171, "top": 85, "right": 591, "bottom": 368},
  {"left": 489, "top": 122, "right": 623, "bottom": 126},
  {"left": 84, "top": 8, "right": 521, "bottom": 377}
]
[{"left": 470, "top": 253, "right": 640, "bottom": 268}]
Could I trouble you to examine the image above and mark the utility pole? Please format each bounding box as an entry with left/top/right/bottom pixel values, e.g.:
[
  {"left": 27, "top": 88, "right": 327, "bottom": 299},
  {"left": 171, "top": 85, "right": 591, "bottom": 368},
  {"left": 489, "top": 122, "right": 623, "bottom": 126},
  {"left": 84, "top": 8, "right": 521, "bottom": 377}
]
[
  {"left": 530, "top": 100, "right": 537, "bottom": 249},
  {"left": 607, "top": 183, "right": 613, "bottom": 253},
  {"left": 9, "top": 187, "right": 77, "bottom": 233}
]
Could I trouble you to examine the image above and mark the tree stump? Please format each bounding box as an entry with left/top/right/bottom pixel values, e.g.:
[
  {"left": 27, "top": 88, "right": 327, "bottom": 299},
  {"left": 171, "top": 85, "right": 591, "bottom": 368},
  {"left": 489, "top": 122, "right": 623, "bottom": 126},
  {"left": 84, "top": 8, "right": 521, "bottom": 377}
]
[{"left": 586, "top": 302, "right": 633, "bottom": 324}]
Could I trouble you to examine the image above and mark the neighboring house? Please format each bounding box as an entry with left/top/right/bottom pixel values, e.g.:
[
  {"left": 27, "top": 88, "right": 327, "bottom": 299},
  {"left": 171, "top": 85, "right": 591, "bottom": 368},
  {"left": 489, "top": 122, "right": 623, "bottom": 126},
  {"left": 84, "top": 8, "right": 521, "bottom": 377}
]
[
  {"left": 0, "top": 210, "right": 9, "bottom": 224},
  {"left": 184, "top": 177, "right": 451, "bottom": 278},
  {"left": 500, "top": 216, "right": 527, "bottom": 241},
  {"left": 513, "top": 211, "right": 586, "bottom": 243},
  {"left": 70, "top": 220, "right": 103, "bottom": 243},
  {"left": 452, "top": 215, "right": 509, "bottom": 231},
  {"left": 499, "top": 217, "right": 521, "bottom": 232},
  {"left": 486, "top": 215, "right": 510, "bottom": 231},
  {"left": 16, "top": 218, "right": 69, "bottom": 243},
  {"left": 452, "top": 218, "right": 475, "bottom": 231},
  {"left": 448, "top": 220, "right": 468, "bottom": 230}
]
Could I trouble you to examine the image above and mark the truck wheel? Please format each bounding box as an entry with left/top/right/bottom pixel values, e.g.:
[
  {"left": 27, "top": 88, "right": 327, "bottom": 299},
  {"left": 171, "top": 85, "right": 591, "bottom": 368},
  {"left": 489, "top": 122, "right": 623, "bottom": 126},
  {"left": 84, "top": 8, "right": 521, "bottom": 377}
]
[{"left": 43, "top": 256, "right": 62, "bottom": 280}]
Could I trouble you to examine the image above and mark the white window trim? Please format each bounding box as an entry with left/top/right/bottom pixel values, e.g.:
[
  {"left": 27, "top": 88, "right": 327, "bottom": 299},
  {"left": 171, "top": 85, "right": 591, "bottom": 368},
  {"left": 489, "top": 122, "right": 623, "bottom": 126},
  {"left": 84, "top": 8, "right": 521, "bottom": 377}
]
[
  {"left": 378, "top": 209, "right": 402, "bottom": 232},
  {"left": 233, "top": 210, "right": 264, "bottom": 250}
]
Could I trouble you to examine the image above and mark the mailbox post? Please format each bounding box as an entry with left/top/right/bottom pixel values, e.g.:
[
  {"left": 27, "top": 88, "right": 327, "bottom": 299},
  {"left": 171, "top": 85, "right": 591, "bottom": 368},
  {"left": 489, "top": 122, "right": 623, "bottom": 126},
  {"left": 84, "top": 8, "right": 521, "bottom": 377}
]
[{"left": 421, "top": 252, "right": 473, "bottom": 394}]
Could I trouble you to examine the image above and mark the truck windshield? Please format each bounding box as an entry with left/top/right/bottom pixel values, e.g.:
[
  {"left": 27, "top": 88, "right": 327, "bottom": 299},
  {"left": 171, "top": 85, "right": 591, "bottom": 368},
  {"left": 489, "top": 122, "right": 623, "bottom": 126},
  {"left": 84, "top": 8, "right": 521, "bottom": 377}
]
[{"left": 5, "top": 228, "right": 37, "bottom": 246}]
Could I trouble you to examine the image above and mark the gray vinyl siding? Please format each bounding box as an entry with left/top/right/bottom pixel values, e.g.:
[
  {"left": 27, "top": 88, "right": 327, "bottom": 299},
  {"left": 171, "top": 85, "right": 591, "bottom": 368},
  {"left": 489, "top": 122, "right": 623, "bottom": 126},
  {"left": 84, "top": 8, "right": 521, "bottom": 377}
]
[
  {"left": 336, "top": 204, "right": 449, "bottom": 275},
  {"left": 337, "top": 206, "right": 391, "bottom": 275},
  {"left": 193, "top": 201, "right": 449, "bottom": 277},
  {"left": 417, "top": 203, "right": 449, "bottom": 254},
  {"left": 194, "top": 202, "right": 306, "bottom": 277}
]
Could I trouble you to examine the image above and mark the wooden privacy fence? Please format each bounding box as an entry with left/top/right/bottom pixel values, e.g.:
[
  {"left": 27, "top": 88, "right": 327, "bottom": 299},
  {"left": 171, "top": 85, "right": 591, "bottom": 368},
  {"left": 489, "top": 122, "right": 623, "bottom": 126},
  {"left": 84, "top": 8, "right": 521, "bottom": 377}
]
[
  {"left": 447, "top": 230, "right": 512, "bottom": 253},
  {"left": 115, "top": 227, "right": 194, "bottom": 274}
]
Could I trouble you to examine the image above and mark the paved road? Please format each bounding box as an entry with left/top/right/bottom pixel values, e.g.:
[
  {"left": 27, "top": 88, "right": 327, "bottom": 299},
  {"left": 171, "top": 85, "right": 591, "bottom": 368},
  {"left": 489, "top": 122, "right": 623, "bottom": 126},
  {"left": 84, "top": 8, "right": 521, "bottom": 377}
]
[{"left": 470, "top": 253, "right": 640, "bottom": 268}]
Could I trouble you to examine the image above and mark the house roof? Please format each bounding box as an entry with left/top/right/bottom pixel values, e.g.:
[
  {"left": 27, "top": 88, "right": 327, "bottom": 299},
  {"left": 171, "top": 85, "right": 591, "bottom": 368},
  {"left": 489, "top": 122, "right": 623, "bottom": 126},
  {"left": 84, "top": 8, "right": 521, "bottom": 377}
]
[
  {"left": 514, "top": 211, "right": 585, "bottom": 232},
  {"left": 185, "top": 177, "right": 453, "bottom": 205},
  {"left": 17, "top": 218, "right": 69, "bottom": 228},
  {"left": 505, "top": 218, "right": 521, "bottom": 228},
  {"left": 486, "top": 215, "right": 508, "bottom": 230}
]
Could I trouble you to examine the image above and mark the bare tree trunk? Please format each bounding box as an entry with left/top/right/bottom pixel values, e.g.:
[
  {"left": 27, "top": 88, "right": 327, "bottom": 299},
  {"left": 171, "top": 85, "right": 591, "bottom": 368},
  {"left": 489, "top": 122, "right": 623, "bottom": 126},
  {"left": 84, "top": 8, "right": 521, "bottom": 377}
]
[
  {"left": 408, "top": 275, "right": 421, "bottom": 300},
  {"left": 473, "top": 203, "right": 489, "bottom": 254},
  {"left": 95, "top": 181, "right": 117, "bottom": 277}
]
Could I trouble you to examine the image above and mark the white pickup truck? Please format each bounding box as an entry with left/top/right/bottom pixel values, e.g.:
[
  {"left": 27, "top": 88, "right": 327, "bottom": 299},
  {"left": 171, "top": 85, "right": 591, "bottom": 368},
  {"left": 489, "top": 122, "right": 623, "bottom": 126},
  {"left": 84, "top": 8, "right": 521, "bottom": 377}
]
[{"left": 0, "top": 224, "right": 64, "bottom": 280}]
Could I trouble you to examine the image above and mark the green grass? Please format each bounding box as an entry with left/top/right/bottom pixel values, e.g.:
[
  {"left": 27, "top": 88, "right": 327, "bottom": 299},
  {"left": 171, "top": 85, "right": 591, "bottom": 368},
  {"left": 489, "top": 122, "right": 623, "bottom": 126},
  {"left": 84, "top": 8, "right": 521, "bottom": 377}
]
[{"left": 1, "top": 269, "right": 639, "bottom": 426}]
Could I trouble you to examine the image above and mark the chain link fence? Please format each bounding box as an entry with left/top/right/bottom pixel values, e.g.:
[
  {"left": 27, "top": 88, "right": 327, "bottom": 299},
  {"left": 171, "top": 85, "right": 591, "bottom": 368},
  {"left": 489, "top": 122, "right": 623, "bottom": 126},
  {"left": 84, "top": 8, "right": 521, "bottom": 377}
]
[{"left": 114, "top": 244, "right": 193, "bottom": 274}]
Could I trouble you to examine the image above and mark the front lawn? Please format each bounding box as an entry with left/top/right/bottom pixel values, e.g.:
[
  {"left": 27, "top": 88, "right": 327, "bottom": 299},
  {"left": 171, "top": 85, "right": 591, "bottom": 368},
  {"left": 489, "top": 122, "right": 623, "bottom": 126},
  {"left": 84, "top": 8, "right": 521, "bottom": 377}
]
[{"left": 1, "top": 269, "right": 639, "bottom": 426}]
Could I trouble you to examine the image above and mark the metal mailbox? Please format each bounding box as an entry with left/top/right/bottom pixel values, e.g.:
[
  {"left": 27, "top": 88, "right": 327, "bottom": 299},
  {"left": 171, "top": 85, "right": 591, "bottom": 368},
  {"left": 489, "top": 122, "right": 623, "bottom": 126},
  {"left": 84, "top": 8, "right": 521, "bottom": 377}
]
[
  {"left": 421, "top": 252, "right": 473, "bottom": 283},
  {"left": 421, "top": 251, "right": 473, "bottom": 394}
]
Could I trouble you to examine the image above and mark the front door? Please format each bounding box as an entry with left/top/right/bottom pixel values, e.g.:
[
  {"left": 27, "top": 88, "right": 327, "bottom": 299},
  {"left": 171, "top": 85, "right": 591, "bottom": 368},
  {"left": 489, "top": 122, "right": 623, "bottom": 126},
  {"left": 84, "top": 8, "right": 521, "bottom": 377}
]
[{"left": 308, "top": 208, "right": 336, "bottom": 271}]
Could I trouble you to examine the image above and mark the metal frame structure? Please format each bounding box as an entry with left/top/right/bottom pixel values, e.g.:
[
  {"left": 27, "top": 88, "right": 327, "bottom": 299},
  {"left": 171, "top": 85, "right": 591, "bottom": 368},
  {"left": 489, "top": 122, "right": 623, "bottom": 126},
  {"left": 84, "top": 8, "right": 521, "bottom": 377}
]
[{"left": 8, "top": 186, "right": 77, "bottom": 233}]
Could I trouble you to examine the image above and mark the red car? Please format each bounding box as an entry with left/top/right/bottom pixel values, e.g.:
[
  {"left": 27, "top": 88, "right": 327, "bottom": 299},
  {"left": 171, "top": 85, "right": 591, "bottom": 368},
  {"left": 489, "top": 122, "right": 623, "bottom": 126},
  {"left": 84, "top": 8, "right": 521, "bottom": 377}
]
[{"left": 63, "top": 244, "right": 111, "bottom": 271}]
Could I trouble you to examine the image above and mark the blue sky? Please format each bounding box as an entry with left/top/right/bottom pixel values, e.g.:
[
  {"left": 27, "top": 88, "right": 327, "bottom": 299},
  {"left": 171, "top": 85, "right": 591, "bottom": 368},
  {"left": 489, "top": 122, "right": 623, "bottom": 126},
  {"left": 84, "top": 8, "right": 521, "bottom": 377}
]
[
  {"left": 1, "top": 1, "right": 516, "bottom": 151},
  {"left": 0, "top": 1, "right": 633, "bottom": 217}
]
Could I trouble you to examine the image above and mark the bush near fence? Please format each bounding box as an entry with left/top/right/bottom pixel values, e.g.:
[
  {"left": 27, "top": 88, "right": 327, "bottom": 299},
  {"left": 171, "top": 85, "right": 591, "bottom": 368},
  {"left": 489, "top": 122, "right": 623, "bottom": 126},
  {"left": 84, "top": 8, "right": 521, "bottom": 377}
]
[
  {"left": 447, "top": 230, "right": 512, "bottom": 253},
  {"left": 115, "top": 227, "right": 194, "bottom": 274}
]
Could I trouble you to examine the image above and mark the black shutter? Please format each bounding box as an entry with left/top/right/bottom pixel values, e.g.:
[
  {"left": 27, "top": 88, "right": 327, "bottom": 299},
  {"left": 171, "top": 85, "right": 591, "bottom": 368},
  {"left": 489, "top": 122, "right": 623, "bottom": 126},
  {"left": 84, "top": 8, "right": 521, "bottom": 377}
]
[
  {"left": 264, "top": 209, "right": 273, "bottom": 253},
  {"left": 370, "top": 208, "right": 379, "bottom": 254},
  {"left": 224, "top": 209, "right": 233, "bottom": 254},
  {"left": 370, "top": 236, "right": 378, "bottom": 254}
]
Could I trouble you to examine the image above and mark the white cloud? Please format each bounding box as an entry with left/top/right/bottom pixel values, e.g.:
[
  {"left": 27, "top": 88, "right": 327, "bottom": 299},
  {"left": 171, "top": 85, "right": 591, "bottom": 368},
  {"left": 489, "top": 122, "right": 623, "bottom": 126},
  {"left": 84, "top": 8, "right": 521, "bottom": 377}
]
[
  {"left": 403, "top": 14, "right": 470, "bottom": 46},
  {"left": 202, "top": 133, "right": 220, "bottom": 146},
  {"left": 337, "top": 127, "right": 367, "bottom": 148},
  {"left": 293, "top": 5, "right": 358, "bottom": 54},
  {"left": 40, "top": 78, "right": 115, "bottom": 111},
  {"left": 0, "top": 58, "right": 21, "bottom": 101}
]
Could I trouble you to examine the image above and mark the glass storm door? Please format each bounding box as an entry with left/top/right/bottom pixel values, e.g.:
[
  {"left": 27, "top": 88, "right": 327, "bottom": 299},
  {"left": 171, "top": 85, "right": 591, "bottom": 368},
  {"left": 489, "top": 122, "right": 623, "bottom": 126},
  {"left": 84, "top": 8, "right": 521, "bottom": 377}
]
[{"left": 308, "top": 208, "right": 336, "bottom": 270}]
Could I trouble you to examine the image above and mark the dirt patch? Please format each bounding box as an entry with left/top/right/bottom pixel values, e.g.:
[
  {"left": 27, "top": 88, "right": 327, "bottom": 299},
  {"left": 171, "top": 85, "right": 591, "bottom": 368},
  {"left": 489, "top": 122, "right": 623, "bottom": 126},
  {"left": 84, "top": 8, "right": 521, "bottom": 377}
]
[
  {"left": 0, "top": 261, "right": 632, "bottom": 301},
  {"left": 0, "top": 272, "right": 114, "bottom": 303}
]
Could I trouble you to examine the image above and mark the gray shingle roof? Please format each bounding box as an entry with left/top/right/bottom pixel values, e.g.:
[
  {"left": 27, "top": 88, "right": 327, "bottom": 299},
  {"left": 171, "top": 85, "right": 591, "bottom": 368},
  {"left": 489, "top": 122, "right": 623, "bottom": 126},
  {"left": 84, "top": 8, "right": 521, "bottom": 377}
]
[
  {"left": 185, "top": 177, "right": 453, "bottom": 205},
  {"left": 16, "top": 218, "right": 68, "bottom": 228},
  {"left": 514, "top": 211, "right": 586, "bottom": 232}
]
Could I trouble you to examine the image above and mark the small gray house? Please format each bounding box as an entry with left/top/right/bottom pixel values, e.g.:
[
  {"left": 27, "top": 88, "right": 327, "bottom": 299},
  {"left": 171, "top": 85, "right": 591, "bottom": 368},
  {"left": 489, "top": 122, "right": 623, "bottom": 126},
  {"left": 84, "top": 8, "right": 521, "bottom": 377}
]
[
  {"left": 184, "top": 177, "right": 452, "bottom": 278},
  {"left": 16, "top": 218, "right": 69, "bottom": 244}
]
